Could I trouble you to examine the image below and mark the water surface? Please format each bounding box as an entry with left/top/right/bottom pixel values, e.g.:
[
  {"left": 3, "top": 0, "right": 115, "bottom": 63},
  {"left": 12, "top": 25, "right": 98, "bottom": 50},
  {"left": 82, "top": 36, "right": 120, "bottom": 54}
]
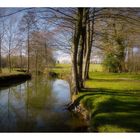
[{"left": 0, "top": 76, "right": 87, "bottom": 132}]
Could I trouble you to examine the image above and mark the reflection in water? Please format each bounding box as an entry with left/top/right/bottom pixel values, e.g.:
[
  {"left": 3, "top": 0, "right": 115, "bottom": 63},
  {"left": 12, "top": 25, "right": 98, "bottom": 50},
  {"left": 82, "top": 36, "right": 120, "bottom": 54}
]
[{"left": 0, "top": 76, "right": 87, "bottom": 132}]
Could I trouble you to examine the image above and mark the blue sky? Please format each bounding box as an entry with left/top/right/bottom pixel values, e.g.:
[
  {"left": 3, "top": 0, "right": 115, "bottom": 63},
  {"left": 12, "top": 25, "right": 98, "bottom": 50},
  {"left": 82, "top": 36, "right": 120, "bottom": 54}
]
[{"left": 0, "top": 8, "right": 71, "bottom": 61}]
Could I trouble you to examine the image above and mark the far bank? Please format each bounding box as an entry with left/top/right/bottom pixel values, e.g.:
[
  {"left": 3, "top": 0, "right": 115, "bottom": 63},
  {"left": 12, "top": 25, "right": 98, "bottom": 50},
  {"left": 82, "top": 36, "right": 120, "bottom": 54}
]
[{"left": 0, "top": 73, "right": 31, "bottom": 87}]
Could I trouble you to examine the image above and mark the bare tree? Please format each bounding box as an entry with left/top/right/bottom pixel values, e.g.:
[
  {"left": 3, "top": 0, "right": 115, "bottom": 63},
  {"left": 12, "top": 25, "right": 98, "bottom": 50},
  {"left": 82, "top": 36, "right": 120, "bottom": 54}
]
[
  {"left": 20, "top": 10, "right": 37, "bottom": 73},
  {"left": 0, "top": 10, "right": 5, "bottom": 73}
]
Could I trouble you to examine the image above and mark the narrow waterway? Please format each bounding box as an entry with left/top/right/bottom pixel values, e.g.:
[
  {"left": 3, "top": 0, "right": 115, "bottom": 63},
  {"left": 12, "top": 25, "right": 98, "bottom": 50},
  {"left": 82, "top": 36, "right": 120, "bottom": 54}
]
[{"left": 0, "top": 75, "right": 87, "bottom": 132}]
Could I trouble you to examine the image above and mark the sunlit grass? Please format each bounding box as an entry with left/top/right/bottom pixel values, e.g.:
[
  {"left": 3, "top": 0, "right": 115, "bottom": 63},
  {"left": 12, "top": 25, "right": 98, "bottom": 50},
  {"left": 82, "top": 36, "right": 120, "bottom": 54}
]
[
  {"left": 0, "top": 68, "right": 23, "bottom": 77},
  {"left": 50, "top": 63, "right": 71, "bottom": 79},
  {"left": 78, "top": 72, "right": 140, "bottom": 132},
  {"left": 52, "top": 63, "right": 103, "bottom": 75},
  {"left": 86, "top": 72, "right": 140, "bottom": 91},
  {"left": 89, "top": 64, "right": 104, "bottom": 72}
]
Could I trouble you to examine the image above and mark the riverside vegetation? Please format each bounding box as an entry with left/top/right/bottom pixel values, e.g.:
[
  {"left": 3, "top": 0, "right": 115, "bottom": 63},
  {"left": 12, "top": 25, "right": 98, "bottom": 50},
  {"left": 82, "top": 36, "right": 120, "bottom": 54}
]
[
  {"left": 0, "top": 68, "right": 31, "bottom": 87},
  {"left": 52, "top": 63, "right": 140, "bottom": 132}
]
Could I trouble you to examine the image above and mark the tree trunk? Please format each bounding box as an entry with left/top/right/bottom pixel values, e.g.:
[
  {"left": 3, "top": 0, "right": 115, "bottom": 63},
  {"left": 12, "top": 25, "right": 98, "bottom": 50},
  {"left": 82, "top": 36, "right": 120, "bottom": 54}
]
[
  {"left": 78, "top": 34, "right": 84, "bottom": 89},
  {"left": 83, "top": 10, "right": 94, "bottom": 80},
  {"left": 27, "top": 27, "right": 30, "bottom": 73},
  {"left": 78, "top": 8, "right": 87, "bottom": 89},
  {"left": 20, "top": 45, "right": 23, "bottom": 70},
  {"left": 71, "top": 8, "right": 83, "bottom": 94},
  {"left": 35, "top": 50, "right": 38, "bottom": 75},
  {"left": 8, "top": 38, "right": 11, "bottom": 73},
  {"left": 0, "top": 38, "right": 2, "bottom": 73}
]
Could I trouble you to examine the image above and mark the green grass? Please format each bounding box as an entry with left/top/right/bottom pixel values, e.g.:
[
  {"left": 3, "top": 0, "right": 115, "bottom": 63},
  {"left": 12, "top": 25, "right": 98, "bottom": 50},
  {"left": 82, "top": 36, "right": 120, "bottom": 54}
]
[
  {"left": 51, "top": 63, "right": 103, "bottom": 76},
  {"left": 89, "top": 64, "right": 104, "bottom": 72},
  {"left": 86, "top": 72, "right": 140, "bottom": 91},
  {"left": 78, "top": 72, "right": 140, "bottom": 132},
  {"left": 50, "top": 64, "right": 71, "bottom": 79},
  {"left": 52, "top": 63, "right": 71, "bottom": 74},
  {"left": 0, "top": 68, "right": 24, "bottom": 77}
]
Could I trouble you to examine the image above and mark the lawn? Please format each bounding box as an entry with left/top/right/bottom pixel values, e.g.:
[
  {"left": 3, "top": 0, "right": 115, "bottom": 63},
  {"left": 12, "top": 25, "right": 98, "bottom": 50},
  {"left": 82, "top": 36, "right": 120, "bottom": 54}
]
[
  {"left": 51, "top": 63, "right": 103, "bottom": 76},
  {"left": 78, "top": 72, "right": 140, "bottom": 132},
  {"left": 51, "top": 63, "right": 71, "bottom": 74}
]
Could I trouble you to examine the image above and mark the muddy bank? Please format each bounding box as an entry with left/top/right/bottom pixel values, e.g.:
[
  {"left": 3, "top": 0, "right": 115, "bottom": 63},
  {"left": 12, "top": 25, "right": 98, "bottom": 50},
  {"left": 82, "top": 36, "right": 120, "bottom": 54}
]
[
  {"left": 0, "top": 73, "right": 31, "bottom": 87},
  {"left": 66, "top": 99, "right": 91, "bottom": 132}
]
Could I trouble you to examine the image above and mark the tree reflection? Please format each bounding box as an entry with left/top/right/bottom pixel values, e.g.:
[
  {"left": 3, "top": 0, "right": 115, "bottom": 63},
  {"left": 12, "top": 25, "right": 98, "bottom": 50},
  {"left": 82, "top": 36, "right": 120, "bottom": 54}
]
[{"left": 0, "top": 75, "right": 84, "bottom": 132}]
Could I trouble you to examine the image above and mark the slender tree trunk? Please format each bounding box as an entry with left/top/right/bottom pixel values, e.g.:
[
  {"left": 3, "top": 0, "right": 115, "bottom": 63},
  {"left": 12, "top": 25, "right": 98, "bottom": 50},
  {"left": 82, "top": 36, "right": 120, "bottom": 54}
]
[
  {"left": 83, "top": 10, "right": 94, "bottom": 80},
  {"left": 83, "top": 20, "right": 90, "bottom": 80},
  {"left": 0, "top": 38, "right": 2, "bottom": 73},
  {"left": 35, "top": 50, "right": 38, "bottom": 75},
  {"left": 27, "top": 27, "right": 30, "bottom": 73},
  {"left": 8, "top": 38, "right": 11, "bottom": 73},
  {"left": 84, "top": 57, "right": 90, "bottom": 79},
  {"left": 131, "top": 46, "right": 134, "bottom": 72},
  {"left": 20, "top": 45, "right": 23, "bottom": 70},
  {"left": 78, "top": 8, "right": 87, "bottom": 89},
  {"left": 71, "top": 44, "right": 80, "bottom": 94},
  {"left": 71, "top": 8, "right": 83, "bottom": 94},
  {"left": 44, "top": 41, "right": 48, "bottom": 65},
  {"left": 78, "top": 35, "right": 84, "bottom": 89}
]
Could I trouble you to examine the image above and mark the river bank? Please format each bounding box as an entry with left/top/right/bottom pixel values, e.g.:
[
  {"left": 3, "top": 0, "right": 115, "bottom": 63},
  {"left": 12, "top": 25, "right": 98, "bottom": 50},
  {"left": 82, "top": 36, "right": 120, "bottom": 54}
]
[{"left": 0, "top": 73, "right": 31, "bottom": 87}]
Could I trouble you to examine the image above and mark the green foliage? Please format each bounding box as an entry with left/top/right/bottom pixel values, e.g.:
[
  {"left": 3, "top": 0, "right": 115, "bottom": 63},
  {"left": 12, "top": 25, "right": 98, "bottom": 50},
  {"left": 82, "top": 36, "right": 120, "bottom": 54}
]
[
  {"left": 89, "top": 64, "right": 103, "bottom": 72},
  {"left": 103, "top": 53, "right": 120, "bottom": 73},
  {"left": 100, "top": 21, "right": 127, "bottom": 73}
]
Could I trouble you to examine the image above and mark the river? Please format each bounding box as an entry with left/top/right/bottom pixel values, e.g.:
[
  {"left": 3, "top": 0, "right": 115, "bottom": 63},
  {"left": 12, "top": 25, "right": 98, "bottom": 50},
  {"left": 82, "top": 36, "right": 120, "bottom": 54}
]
[{"left": 0, "top": 75, "right": 87, "bottom": 132}]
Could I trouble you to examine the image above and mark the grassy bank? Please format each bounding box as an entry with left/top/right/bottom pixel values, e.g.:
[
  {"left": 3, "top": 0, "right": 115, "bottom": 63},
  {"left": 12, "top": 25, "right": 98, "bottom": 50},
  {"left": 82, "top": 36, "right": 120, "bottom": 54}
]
[
  {"left": 0, "top": 69, "right": 31, "bottom": 88},
  {"left": 51, "top": 64, "right": 71, "bottom": 79},
  {"left": 53, "top": 64, "right": 140, "bottom": 132},
  {"left": 78, "top": 72, "right": 140, "bottom": 132}
]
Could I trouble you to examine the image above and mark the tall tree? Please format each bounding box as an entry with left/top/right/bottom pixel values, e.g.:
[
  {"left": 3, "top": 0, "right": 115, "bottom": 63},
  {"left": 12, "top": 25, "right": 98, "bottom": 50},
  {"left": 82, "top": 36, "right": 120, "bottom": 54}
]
[
  {"left": 0, "top": 10, "right": 5, "bottom": 73},
  {"left": 20, "top": 10, "right": 36, "bottom": 73},
  {"left": 83, "top": 9, "right": 95, "bottom": 80},
  {"left": 71, "top": 8, "right": 83, "bottom": 94}
]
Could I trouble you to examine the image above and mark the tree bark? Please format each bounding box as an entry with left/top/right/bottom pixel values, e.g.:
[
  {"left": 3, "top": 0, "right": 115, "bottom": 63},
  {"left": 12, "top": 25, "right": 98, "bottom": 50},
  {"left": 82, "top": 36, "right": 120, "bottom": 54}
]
[
  {"left": 20, "top": 45, "right": 23, "bottom": 70},
  {"left": 83, "top": 9, "right": 94, "bottom": 81},
  {"left": 0, "top": 38, "right": 2, "bottom": 73},
  {"left": 8, "top": 36, "right": 12, "bottom": 73},
  {"left": 71, "top": 8, "right": 83, "bottom": 94},
  {"left": 27, "top": 26, "right": 30, "bottom": 73},
  {"left": 78, "top": 8, "right": 87, "bottom": 89}
]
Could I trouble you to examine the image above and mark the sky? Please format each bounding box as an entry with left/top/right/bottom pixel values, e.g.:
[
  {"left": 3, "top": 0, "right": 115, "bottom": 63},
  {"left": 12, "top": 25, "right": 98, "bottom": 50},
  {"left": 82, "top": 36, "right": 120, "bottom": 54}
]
[{"left": 55, "top": 50, "right": 71, "bottom": 63}]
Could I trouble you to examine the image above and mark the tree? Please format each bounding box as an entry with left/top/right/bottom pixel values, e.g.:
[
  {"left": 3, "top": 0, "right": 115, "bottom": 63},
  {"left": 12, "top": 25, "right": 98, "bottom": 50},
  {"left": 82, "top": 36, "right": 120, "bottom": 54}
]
[
  {"left": 0, "top": 9, "right": 5, "bottom": 73},
  {"left": 83, "top": 9, "right": 95, "bottom": 80},
  {"left": 4, "top": 15, "right": 19, "bottom": 72},
  {"left": 29, "top": 31, "right": 55, "bottom": 74},
  {"left": 93, "top": 8, "right": 140, "bottom": 73},
  {"left": 20, "top": 10, "right": 37, "bottom": 73}
]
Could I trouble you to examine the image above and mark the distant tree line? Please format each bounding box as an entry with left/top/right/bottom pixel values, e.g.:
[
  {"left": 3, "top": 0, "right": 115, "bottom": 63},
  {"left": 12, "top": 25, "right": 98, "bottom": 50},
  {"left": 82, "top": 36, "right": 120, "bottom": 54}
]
[
  {"left": 94, "top": 11, "right": 140, "bottom": 73},
  {"left": 0, "top": 8, "right": 55, "bottom": 74}
]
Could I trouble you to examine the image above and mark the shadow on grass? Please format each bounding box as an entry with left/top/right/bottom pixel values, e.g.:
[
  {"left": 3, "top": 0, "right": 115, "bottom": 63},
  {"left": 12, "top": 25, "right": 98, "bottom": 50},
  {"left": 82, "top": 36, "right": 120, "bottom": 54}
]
[
  {"left": 81, "top": 88, "right": 140, "bottom": 97},
  {"left": 76, "top": 87, "right": 140, "bottom": 132},
  {"left": 88, "top": 78, "right": 140, "bottom": 82}
]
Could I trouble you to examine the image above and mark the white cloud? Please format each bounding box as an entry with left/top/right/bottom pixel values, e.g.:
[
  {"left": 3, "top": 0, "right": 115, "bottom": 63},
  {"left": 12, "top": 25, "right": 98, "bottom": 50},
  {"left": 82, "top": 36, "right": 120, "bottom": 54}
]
[{"left": 54, "top": 50, "right": 71, "bottom": 63}]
